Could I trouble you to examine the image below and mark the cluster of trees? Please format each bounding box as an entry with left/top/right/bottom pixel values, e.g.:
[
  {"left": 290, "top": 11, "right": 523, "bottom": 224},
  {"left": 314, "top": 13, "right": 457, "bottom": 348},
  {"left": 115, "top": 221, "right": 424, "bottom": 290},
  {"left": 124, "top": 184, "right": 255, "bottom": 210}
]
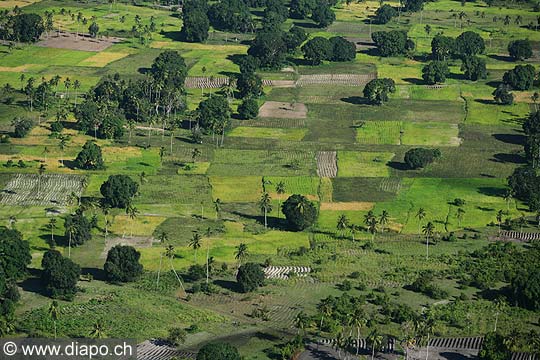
[
  {"left": 523, "top": 111, "right": 540, "bottom": 169},
  {"left": 301, "top": 36, "right": 356, "bottom": 65},
  {"left": 11, "top": 117, "right": 34, "bottom": 138},
  {"left": 373, "top": 0, "right": 424, "bottom": 24},
  {"left": 76, "top": 50, "right": 187, "bottom": 140},
  {"left": 404, "top": 148, "right": 441, "bottom": 169},
  {"left": 195, "top": 94, "right": 231, "bottom": 146},
  {"left": 0, "top": 12, "right": 44, "bottom": 42},
  {"left": 41, "top": 249, "right": 81, "bottom": 300},
  {"left": 372, "top": 30, "right": 414, "bottom": 57},
  {"left": 181, "top": 0, "right": 210, "bottom": 42},
  {"left": 0, "top": 227, "right": 31, "bottom": 334},
  {"left": 196, "top": 342, "right": 241, "bottom": 360},
  {"left": 209, "top": 0, "right": 253, "bottom": 33},
  {"left": 290, "top": 0, "right": 336, "bottom": 27},
  {"left": 247, "top": 26, "right": 307, "bottom": 69}
]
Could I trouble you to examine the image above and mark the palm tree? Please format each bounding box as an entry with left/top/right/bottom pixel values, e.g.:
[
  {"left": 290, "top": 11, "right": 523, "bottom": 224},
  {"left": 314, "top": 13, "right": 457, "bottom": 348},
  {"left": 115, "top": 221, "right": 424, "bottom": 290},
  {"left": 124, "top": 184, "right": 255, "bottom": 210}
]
[
  {"left": 493, "top": 297, "right": 507, "bottom": 332},
  {"left": 65, "top": 217, "right": 76, "bottom": 258},
  {"left": 89, "top": 319, "right": 106, "bottom": 339},
  {"left": 58, "top": 135, "right": 69, "bottom": 167},
  {"left": 422, "top": 222, "right": 435, "bottom": 260},
  {"left": 48, "top": 300, "right": 60, "bottom": 339},
  {"left": 496, "top": 209, "right": 504, "bottom": 235},
  {"left": 101, "top": 202, "right": 111, "bottom": 237},
  {"left": 367, "top": 217, "right": 378, "bottom": 241},
  {"left": 214, "top": 198, "right": 222, "bottom": 220},
  {"left": 416, "top": 208, "right": 426, "bottom": 236},
  {"left": 379, "top": 210, "right": 389, "bottom": 233},
  {"left": 191, "top": 148, "right": 202, "bottom": 162},
  {"left": 401, "top": 321, "right": 417, "bottom": 360},
  {"left": 235, "top": 243, "right": 249, "bottom": 267},
  {"left": 418, "top": 315, "right": 435, "bottom": 360},
  {"left": 503, "top": 190, "right": 513, "bottom": 212},
  {"left": 73, "top": 80, "right": 81, "bottom": 107},
  {"left": 204, "top": 227, "right": 212, "bottom": 284},
  {"left": 139, "top": 171, "right": 148, "bottom": 185},
  {"left": 275, "top": 181, "right": 286, "bottom": 218},
  {"left": 367, "top": 328, "right": 383, "bottom": 360},
  {"left": 518, "top": 214, "right": 527, "bottom": 233},
  {"left": 350, "top": 308, "right": 367, "bottom": 355},
  {"left": 64, "top": 77, "right": 71, "bottom": 99},
  {"left": 126, "top": 204, "right": 139, "bottom": 238},
  {"left": 456, "top": 207, "right": 465, "bottom": 227},
  {"left": 48, "top": 218, "right": 57, "bottom": 247},
  {"left": 189, "top": 232, "right": 202, "bottom": 263},
  {"left": 317, "top": 299, "right": 332, "bottom": 331},
  {"left": 258, "top": 192, "right": 272, "bottom": 228},
  {"left": 294, "top": 311, "right": 310, "bottom": 335},
  {"left": 37, "top": 163, "right": 47, "bottom": 196},
  {"left": 8, "top": 215, "right": 16, "bottom": 229},
  {"left": 336, "top": 214, "right": 349, "bottom": 239},
  {"left": 165, "top": 244, "right": 185, "bottom": 293}
]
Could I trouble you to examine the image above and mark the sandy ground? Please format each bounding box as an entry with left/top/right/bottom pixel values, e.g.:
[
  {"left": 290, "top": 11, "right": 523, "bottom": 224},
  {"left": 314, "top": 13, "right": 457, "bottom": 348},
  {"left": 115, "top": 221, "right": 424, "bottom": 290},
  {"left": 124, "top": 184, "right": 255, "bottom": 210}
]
[
  {"left": 37, "top": 31, "right": 122, "bottom": 52},
  {"left": 258, "top": 101, "right": 308, "bottom": 119}
]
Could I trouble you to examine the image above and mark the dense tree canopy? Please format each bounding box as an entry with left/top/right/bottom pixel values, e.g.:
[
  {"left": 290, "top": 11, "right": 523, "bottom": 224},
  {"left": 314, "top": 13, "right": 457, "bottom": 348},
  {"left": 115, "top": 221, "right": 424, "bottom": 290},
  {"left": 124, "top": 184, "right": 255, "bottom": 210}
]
[
  {"left": 431, "top": 35, "right": 455, "bottom": 61},
  {"left": 404, "top": 148, "right": 441, "bottom": 169},
  {"left": 363, "top": 78, "right": 396, "bottom": 105},
  {"left": 311, "top": 0, "right": 336, "bottom": 27},
  {"left": 104, "top": 245, "right": 143, "bottom": 283},
  {"left": 461, "top": 56, "right": 487, "bottom": 81},
  {"left": 0, "top": 227, "right": 31, "bottom": 281},
  {"left": 508, "top": 166, "right": 540, "bottom": 210},
  {"left": 197, "top": 342, "right": 241, "bottom": 360},
  {"left": 236, "top": 262, "right": 265, "bottom": 292},
  {"left": 290, "top": 0, "right": 316, "bottom": 19},
  {"left": 196, "top": 94, "right": 231, "bottom": 132},
  {"left": 181, "top": 0, "right": 209, "bottom": 42},
  {"left": 284, "top": 26, "right": 308, "bottom": 52},
  {"left": 282, "top": 194, "right": 318, "bottom": 231},
  {"left": 151, "top": 51, "right": 188, "bottom": 90},
  {"left": 236, "top": 72, "right": 263, "bottom": 98},
  {"left": 100, "top": 175, "right": 139, "bottom": 208},
  {"left": 372, "top": 30, "right": 411, "bottom": 57},
  {"left": 75, "top": 141, "right": 104, "bottom": 170},
  {"left": 455, "top": 31, "right": 485, "bottom": 56},
  {"left": 238, "top": 98, "right": 259, "bottom": 119},
  {"left": 479, "top": 332, "right": 511, "bottom": 360},
  {"left": 208, "top": 0, "right": 253, "bottom": 33},
  {"left": 11, "top": 117, "right": 34, "bottom": 138},
  {"left": 492, "top": 84, "right": 514, "bottom": 105},
  {"left": 508, "top": 39, "right": 533, "bottom": 61},
  {"left": 403, "top": 0, "right": 424, "bottom": 12},
  {"left": 503, "top": 64, "right": 536, "bottom": 90},
  {"left": 422, "top": 61, "right": 449, "bottom": 84},
  {"left": 248, "top": 31, "right": 287, "bottom": 69},
  {"left": 11, "top": 13, "right": 44, "bottom": 42},
  {"left": 329, "top": 36, "right": 356, "bottom": 62},
  {"left": 64, "top": 210, "right": 92, "bottom": 247},
  {"left": 302, "top": 37, "right": 332, "bottom": 65},
  {"left": 41, "top": 250, "right": 81, "bottom": 300},
  {"left": 375, "top": 4, "right": 397, "bottom": 24}
]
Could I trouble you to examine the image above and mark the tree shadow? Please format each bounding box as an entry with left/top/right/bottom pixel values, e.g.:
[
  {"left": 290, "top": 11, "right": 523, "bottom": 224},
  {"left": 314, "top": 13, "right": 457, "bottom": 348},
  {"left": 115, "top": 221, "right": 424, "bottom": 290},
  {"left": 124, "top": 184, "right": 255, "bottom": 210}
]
[
  {"left": 492, "top": 133, "right": 526, "bottom": 145},
  {"left": 213, "top": 279, "right": 241, "bottom": 292},
  {"left": 387, "top": 161, "right": 410, "bottom": 171},
  {"left": 447, "top": 72, "right": 466, "bottom": 81},
  {"left": 80, "top": 267, "right": 107, "bottom": 281},
  {"left": 292, "top": 21, "right": 320, "bottom": 29},
  {"left": 439, "top": 351, "right": 477, "bottom": 360},
  {"left": 161, "top": 30, "right": 183, "bottom": 42},
  {"left": 403, "top": 78, "right": 424, "bottom": 85},
  {"left": 340, "top": 96, "right": 369, "bottom": 105},
  {"left": 491, "top": 153, "right": 526, "bottom": 164},
  {"left": 485, "top": 80, "right": 501, "bottom": 89},
  {"left": 358, "top": 47, "right": 379, "bottom": 57},
  {"left": 477, "top": 187, "right": 506, "bottom": 197},
  {"left": 488, "top": 54, "right": 514, "bottom": 63},
  {"left": 474, "top": 98, "right": 495, "bottom": 105},
  {"left": 19, "top": 269, "right": 46, "bottom": 295}
]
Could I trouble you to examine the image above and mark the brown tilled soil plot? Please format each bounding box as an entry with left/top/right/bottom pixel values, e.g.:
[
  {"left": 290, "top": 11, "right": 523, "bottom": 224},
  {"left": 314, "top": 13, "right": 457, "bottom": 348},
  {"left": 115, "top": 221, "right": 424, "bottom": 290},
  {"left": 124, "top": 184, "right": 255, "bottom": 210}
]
[
  {"left": 38, "top": 32, "right": 122, "bottom": 52},
  {"left": 258, "top": 101, "right": 308, "bottom": 118}
]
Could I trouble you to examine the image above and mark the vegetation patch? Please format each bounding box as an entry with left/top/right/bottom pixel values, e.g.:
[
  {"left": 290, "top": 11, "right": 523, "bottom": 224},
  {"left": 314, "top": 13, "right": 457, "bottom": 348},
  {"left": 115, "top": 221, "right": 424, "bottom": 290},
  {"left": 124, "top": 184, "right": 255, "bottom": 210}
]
[
  {"left": 227, "top": 127, "right": 307, "bottom": 141},
  {"left": 337, "top": 151, "right": 394, "bottom": 177}
]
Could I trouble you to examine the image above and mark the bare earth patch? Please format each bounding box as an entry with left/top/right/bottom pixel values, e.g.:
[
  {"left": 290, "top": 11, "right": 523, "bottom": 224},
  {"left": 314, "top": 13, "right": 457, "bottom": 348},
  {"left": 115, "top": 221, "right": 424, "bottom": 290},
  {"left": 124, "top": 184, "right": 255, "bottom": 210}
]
[
  {"left": 100, "top": 236, "right": 155, "bottom": 258},
  {"left": 320, "top": 202, "right": 374, "bottom": 211},
  {"left": 37, "top": 32, "right": 122, "bottom": 52},
  {"left": 258, "top": 101, "right": 308, "bottom": 119}
]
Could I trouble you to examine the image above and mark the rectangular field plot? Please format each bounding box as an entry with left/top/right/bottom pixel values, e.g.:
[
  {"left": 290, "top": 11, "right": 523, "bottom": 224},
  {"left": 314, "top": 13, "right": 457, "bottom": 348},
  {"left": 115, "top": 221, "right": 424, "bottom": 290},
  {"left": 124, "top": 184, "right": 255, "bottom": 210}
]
[
  {"left": 332, "top": 177, "right": 402, "bottom": 202},
  {"left": 355, "top": 121, "right": 401, "bottom": 145},
  {"left": 0, "top": 174, "right": 84, "bottom": 206},
  {"left": 337, "top": 151, "right": 394, "bottom": 177},
  {"left": 401, "top": 122, "right": 461, "bottom": 146},
  {"left": 208, "top": 149, "right": 316, "bottom": 176},
  {"left": 78, "top": 52, "right": 129, "bottom": 67},
  {"left": 228, "top": 127, "right": 307, "bottom": 141}
]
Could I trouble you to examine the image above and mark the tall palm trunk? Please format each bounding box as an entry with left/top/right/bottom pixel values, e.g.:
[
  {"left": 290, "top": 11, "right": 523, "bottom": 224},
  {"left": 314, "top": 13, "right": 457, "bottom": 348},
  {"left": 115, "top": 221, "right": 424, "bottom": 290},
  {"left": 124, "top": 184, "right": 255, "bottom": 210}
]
[{"left": 156, "top": 253, "right": 163, "bottom": 287}]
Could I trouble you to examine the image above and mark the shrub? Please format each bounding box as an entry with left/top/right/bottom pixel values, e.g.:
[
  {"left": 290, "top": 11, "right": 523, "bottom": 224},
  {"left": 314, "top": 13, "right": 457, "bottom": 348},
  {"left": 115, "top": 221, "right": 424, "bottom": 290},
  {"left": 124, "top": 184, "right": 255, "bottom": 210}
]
[
  {"left": 508, "top": 39, "right": 533, "bottom": 61},
  {"left": 375, "top": 4, "right": 397, "bottom": 24},
  {"left": 104, "top": 245, "right": 143, "bottom": 283},
  {"left": 11, "top": 117, "right": 34, "bottom": 138},
  {"left": 404, "top": 148, "right": 441, "bottom": 169},
  {"left": 75, "top": 141, "right": 105, "bottom": 170},
  {"left": 197, "top": 342, "right": 241, "bottom": 360},
  {"left": 236, "top": 262, "right": 265, "bottom": 293}
]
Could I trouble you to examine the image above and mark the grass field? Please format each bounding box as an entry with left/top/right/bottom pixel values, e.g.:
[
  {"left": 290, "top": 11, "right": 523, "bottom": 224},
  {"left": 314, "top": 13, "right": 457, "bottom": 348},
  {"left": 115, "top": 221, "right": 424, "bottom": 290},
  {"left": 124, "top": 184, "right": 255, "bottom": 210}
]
[{"left": 337, "top": 151, "right": 394, "bottom": 177}]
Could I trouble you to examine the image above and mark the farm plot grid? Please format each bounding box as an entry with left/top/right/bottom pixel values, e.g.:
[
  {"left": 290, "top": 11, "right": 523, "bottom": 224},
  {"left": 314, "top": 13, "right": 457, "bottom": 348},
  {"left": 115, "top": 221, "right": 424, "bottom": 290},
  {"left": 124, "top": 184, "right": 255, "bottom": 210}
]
[{"left": 0, "top": 174, "right": 84, "bottom": 206}]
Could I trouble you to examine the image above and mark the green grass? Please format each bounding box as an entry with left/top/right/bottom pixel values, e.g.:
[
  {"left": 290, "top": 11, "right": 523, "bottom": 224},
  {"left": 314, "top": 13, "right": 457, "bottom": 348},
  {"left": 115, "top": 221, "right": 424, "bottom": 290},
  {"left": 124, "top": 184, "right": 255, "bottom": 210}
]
[
  {"left": 355, "top": 121, "right": 401, "bottom": 145},
  {"left": 337, "top": 151, "right": 394, "bottom": 177},
  {"left": 228, "top": 126, "right": 307, "bottom": 141},
  {"left": 402, "top": 122, "right": 461, "bottom": 146}
]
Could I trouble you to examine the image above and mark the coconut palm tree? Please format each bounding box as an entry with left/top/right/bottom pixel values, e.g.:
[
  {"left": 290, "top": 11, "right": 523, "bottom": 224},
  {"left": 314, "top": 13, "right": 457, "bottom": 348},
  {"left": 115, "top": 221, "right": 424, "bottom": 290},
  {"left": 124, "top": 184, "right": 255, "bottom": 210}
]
[
  {"left": 416, "top": 208, "right": 426, "bottom": 237},
  {"left": 379, "top": 210, "right": 389, "bottom": 233},
  {"left": 418, "top": 315, "right": 435, "bottom": 360},
  {"left": 496, "top": 209, "right": 504, "bottom": 235},
  {"left": 189, "top": 232, "right": 202, "bottom": 263},
  {"left": 214, "top": 198, "right": 222, "bottom": 220},
  {"left": 294, "top": 311, "right": 310, "bottom": 336},
  {"left": 100, "top": 202, "right": 111, "bottom": 237},
  {"left": 8, "top": 215, "right": 16, "bottom": 229},
  {"left": 317, "top": 298, "right": 333, "bottom": 332},
  {"left": 89, "top": 319, "right": 106, "bottom": 339},
  {"left": 165, "top": 244, "right": 185, "bottom": 292},
  {"left": 422, "top": 222, "right": 435, "bottom": 260},
  {"left": 125, "top": 204, "right": 139, "bottom": 238},
  {"left": 367, "top": 217, "right": 378, "bottom": 241},
  {"left": 73, "top": 80, "right": 81, "bottom": 107},
  {"left": 65, "top": 217, "right": 76, "bottom": 258},
  {"left": 367, "top": 328, "right": 383, "bottom": 360},
  {"left": 37, "top": 163, "right": 47, "bottom": 197},
  {"left": 493, "top": 297, "right": 507, "bottom": 332},
  {"left": 204, "top": 227, "right": 212, "bottom": 284},
  {"left": 191, "top": 148, "right": 202, "bottom": 162},
  {"left": 258, "top": 192, "right": 272, "bottom": 228},
  {"left": 58, "top": 135, "right": 69, "bottom": 167},
  {"left": 48, "top": 300, "right": 60, "bottom": 339},
  {"left": 350, "top": 307, "right": 367, "bottom": 355},
  {"left": 456, "top": 207, "right": 465, "bottom": 227},
  {"left": 503, "top": 190, "right": 513, "bottom": 212},
  {"left": 235, "top": 243, "right": 249, "bottom": 267},
  {"left": 48, "top": 218, "right": 57, "bottom": 247},
  {"left": 276, "top": 181, "right": 286, "bottom": 218}
]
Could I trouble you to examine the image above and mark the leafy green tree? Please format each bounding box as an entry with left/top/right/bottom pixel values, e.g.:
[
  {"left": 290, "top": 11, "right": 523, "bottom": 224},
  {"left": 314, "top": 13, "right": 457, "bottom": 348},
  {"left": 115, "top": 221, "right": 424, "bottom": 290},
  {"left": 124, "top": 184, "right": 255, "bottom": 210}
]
[
  {"left": 508, "top": 166, "right": 540, "bottom": 211},
  {"left": 329, "top": 36, "right": 356, "bottom": 62},
  {"left": 236, "top": 72, "right": 263, "bottom": 98},
  {"left": 363, "top": 78, "right": 396, "bottom": 105},
  {"left": 282, "top": 194, "right": 318, "bottom": 231},
  {"left": 167, "top": 327, "right": 187, "bottom": 346},
  {"left": 100, "top": 175, "right": 139, "bottom": 208},
  {"left": 375, "top": 4, "right": 397, "bottom": 24},
  {"left": 508, "top": 39, "right": 533, "bottom": 61},
  {"left": 236, "top": 262, "right": 265, "bottom": 293},
  {"left": 75, "top": 141, "right": 104, "bottom": 170},
  {"left": 422, "top": 61, "right": 449, "bottom": 84},
  {"left": 88, "top": 22, "right": 99, "bottom": 38},
  {"left": 404, "top": 148, "right": 441, "bottom": 169},
  {"left": 302, "top": 36, "right": 332, "bottom": 65},
  {"left": 208, "top": 0, "right": 253, "bottom": 33},
  {"left": 238, "top": 98, "right": 259, "bottom": 119},
  {"left": 11, "top": 117, "right": 34, "bottom": 138},
  {"left": 403, "top": 0, "right": 424, "bottom": 12},
  {"left": 11, "top": 13, "right": 44, "bottom": 42},
  {"left": 104, "top": 245, "right": 143, "bottom": 283},
  {"left": 247, "top": 31, "right": 287, "bottom": 69},
  {"left": 284, "top": 26, "right": 308, "bottom": 52},
  {"left": 63, "top": 210, "right": 92, "bottom": 247},
  {"left": 197, "top": 342, "right": 241, "bottom": 360},
  {"left": 493, "top": 84, "right": 514, "bottom": 105},
  {"left": 290, "top": 0, "right": 316, "bottom": 19},
  {"left": 503, "top": 64, "right": 536, "bottom": 90},
  {"left": 372, "top": 30, "right": 410, "bottom": 57},
  {"left": 311, "top": 0, "right": 335, "bottom": 27},
  {"left": 151, "top": 51, "right": 188, "bottom": 90},
  {"left": 455, "top": 31, "right": 485, "bottom": 56},
  {"left": 0, "top": 227, "right": 31, "bottom": 280},
  {"left": 461, "top": 56, "right": 487, "bottom": 81},
  {"left": 196, "top": 95, "right": 231, "bottom": 145},
  {"left": 41, "top": 250, "right": 81, "bottom": 300},
  {"left": 479, "top": 332, "right": 511, "bottom": 360},
  {"left": 181, "top": 0, "right": 209, "bottom": 42}
]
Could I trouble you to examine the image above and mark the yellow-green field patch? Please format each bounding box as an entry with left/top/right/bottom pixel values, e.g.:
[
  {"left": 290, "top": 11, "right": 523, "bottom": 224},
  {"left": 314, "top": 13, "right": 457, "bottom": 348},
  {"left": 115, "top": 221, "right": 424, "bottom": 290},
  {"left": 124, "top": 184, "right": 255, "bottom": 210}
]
[
  {"left": 356, "top": 121, "right": 401, "bottom": 145},
  {"left": 78, "top": 52, "right": 129, "bottom": 67},
  {"left": 402, "top": 122, "right": 461, "bottom": 146},
  {"left": 337, "top": 151, "right": 394, "bottom": 177},
  {"left": 228, "top": 127, "right": 307, "bottom": 141}
]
